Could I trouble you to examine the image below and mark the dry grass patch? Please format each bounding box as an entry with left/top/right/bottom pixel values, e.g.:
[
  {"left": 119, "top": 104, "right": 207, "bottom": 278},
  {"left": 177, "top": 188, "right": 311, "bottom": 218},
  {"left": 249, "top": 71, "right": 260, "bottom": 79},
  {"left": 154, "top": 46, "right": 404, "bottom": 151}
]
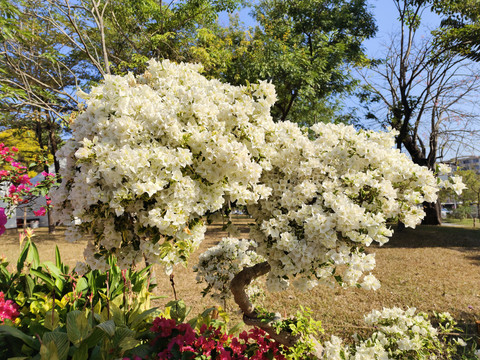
[{"left": 1, "top": 220, "right": 479, "bottom": 339}]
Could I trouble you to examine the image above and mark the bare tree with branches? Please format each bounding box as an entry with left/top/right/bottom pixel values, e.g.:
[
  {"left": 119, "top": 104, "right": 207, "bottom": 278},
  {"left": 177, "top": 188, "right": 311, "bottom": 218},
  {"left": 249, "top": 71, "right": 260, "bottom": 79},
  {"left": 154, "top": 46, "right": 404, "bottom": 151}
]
[{"left": 359, "top": 0, "right": 480, "bottom": 224}]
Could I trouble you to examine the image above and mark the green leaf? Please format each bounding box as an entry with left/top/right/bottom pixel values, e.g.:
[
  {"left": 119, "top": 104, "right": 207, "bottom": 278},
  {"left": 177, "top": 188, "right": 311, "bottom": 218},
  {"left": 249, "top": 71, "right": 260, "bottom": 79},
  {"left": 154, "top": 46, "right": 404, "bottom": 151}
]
[
  {"left": 166, "top": 300, "right": 189, "bottom": 323},
  {"left": 66, "top": 311, "right": 91, "bottom": 346},
  {"left": 25, "top": 275, "right": 35, "bottom": 298},
  {"left": 42, "top": 332, "right": 69, "bottom": 360},
  {"left": 42, "top": 262, "right": 64, "bottom": 280},
  {"left": 0, "top": 325, "right": 39, "bottom": 350},
  {"left": 55, "top": 246, "right": 62, "bottom": 269},
  {"left": 71, "top": 342, "right": 88, "bottom": 360},
  {"left": 82, "top": 327, "right": 105, "bottom": 348},
  {"left": 95, "top": 319, "right": 116, "bottom": 337},
  {"left": 29, "top": 269, "right": 56, "bottom": 290},
  {"left": 27, "top": 241, "right": 40, "bottom": 269},
  {"left": 40, "top": 340, "right": 59, "bottom": 360},
  {"left": 76, "top": 277, "right": 88, "bottom": 293},
  {"left": 44, "top": 310, "right": 60, "bottom": 331},
  {"left": 129, "top": 307, "right": 160, "bottom": 329},
  {"left": 110, "top": 302, "right": 125, "bottom": 325},
  {"left": 17, "top": 240, "right": 30, "bottom": 272}
]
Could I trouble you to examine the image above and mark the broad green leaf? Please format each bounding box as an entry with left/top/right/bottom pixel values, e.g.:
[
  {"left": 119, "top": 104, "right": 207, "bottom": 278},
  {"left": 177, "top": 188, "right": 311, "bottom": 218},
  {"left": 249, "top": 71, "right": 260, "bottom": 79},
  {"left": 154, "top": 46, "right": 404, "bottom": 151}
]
[
  {"left": 82, "top": 327, "right": 105, "bottom": 348},
  {"left": 110, "top": 302, "right": 125, "bottom": 325},
  {"left": 27, "top": 241, "right": 40, "bottom": 269},
  {"left": 42, "top": 332, "right": 69, "bottom": 360},
  {"left": 0, "top": 325, "right": 39, "bottom": 349},
  {"left": 95, "top": 319, "right": 116, "bottom": 337},
  {"left": 129, "top": 307, "right": 160, "bottom": 329},
  {"left": 71, "top": 342, "right": 88, "bottom": 360},
  {"left": 40, "top": 340, "right": 59, "bottom": 360},
  {"left": 66, "top": 311, "right": 91, "bottom": 346},
  {"left": 44, "top": 310, "right": 60, "bottom": 331},
  {"left": 25, "top": 275, "right": 35, "bottom": 298},
  {"left": 76, "top": 278, "right": 88, "bottom": 293}
]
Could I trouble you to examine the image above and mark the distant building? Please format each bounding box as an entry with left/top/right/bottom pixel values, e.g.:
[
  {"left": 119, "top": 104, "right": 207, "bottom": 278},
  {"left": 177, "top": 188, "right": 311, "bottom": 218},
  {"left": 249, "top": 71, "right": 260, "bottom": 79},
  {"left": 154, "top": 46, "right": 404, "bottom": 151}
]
[{"left": 445, "top": 155, "right": 480, "bottom": 174}]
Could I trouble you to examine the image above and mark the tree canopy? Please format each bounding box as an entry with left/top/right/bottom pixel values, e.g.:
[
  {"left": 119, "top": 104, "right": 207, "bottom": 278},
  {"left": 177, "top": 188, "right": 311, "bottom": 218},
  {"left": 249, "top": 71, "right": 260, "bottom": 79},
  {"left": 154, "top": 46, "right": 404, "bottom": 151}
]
[
  {"left": 430, "top": 0, "right": 480, "bottom": 62},
  {"left": 220, "top": 0, "right": 377, "bottom": 125}
]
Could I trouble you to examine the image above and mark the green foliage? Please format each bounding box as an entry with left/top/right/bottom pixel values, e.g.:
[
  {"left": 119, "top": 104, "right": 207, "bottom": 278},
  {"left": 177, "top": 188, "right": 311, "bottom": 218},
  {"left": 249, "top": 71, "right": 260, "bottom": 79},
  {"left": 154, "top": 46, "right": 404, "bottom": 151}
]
[
  {"left": 430, "top": 0, "right": 480, "bottom": 61},
  {"left": 106, "top": 0, "right": 245, "bottom": 76},
  {"left": 220, "top": 0, "right": 376, "bottom": 125},
  {"left": 0, "top": 306, "right": 156, "bottom": 359},
  {"left": 273, "top": 307, "right": 323, "bottom": 360},
  {"left": 0, "top": 234, "right": 157, "bottom": 343},
  {"left": 0, "top": 0, "right": 21, "bottom": 41},
  {"left": 0, "top": 128, "right": 53, "bottom": 175},
  {"left": 440, "top": 169, "right": 480, "bottom": 219}
]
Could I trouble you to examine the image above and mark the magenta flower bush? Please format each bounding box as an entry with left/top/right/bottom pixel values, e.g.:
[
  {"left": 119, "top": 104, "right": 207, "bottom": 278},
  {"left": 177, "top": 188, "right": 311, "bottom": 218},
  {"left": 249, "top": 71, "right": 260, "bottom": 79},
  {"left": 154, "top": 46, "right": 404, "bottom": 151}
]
[
  {"left": 0, "top": 208, "right": 6, "bottom": 235},
  {"left": 0, "top": 143, "right": 56, "bottom": 218},
  {"left": 129, "top": 316, "right": 286, "bottom": 360},
  {"left": 0, "top": 291, "right": 19, "bottom": 324}
]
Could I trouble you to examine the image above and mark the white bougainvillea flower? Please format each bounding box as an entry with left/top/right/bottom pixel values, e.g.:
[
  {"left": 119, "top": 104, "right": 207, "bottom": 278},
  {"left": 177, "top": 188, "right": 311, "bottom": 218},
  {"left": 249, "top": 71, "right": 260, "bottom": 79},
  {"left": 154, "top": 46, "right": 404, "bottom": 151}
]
[{"left": 53, "top": 60, "right": 460, "bottom": 294}]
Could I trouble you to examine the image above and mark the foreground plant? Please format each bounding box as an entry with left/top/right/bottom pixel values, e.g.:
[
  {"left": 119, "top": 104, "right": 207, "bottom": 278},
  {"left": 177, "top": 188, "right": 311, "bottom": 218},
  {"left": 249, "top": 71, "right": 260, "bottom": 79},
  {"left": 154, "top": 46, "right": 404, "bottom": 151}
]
[
  {"left": 0, "top": 231, "right": 156, "bottom": 340},
  {"left": 52, "top": 60, "right": 465, "bottom": 356},
  {"left": 322, "top": 307, "right": 478, "bottom": 360}
]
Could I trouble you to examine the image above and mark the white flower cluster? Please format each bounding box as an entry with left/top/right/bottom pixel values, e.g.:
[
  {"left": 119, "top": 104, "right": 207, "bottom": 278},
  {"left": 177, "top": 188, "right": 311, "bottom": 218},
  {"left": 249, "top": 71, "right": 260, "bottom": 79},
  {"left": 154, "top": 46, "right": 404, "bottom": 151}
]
[
  {"left": 322, "top": 307, "right": 472, "bottom": 359},
  {"left": 52, "top": 59, "right": 276, "bottom": 271},
  {"left": 193, "top": 237, "right": 265, "bottom": 302},
  {"left": 436, "top": 163, "right": 466, "bottom": 195},
  {"left": 53, "top": 60, "right": 455, "bottom": 290},
  {"left": 247, "top": 123, "right": 443, "bottom": 291}
]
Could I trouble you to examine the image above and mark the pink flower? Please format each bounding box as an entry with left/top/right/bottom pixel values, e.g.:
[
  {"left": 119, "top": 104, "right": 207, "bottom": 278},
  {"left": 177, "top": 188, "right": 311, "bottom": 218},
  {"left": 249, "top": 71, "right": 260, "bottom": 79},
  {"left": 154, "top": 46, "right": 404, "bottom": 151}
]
[
  {"left": 33, "top": 207, "right": 46, "bottom": 217},
  {"left": 18, "top": 174, "right": 32, "bottom": 185},
  {"left": 0, "top": 292, "right": 19, "bottom": 324},
  {"left": 8, "top": 185, "right": 16, "bottom": 194},
  {"left": 0, "top": 208, "right": 7, "bottom": 236}
]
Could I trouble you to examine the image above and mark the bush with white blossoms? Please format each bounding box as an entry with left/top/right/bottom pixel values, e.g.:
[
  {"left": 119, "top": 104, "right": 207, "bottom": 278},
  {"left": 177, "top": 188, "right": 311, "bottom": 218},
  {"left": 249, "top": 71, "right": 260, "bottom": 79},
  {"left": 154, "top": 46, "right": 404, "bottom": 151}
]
[
  {"left": 52, "top": 59, "right": 276, "bottom": 272},
  {"left": 245, "top": 122, "right": 463, "bottom": 292},
  {"left": 193, "top": 237, "right": 265, "bottom": 303},
  {"left": 322, "top": 307, "right": 474, "bottom": 360},
  {"left": 53, "top": 59, "right": 463, "bottom": 293}
]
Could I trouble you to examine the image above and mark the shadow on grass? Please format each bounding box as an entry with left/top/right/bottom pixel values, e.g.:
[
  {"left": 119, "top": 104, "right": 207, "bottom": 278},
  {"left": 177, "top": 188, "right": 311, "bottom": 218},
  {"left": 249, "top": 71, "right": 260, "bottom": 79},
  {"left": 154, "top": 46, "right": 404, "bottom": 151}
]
[{"left": 381, "top": 225, "right": 480, "bottom": 249}]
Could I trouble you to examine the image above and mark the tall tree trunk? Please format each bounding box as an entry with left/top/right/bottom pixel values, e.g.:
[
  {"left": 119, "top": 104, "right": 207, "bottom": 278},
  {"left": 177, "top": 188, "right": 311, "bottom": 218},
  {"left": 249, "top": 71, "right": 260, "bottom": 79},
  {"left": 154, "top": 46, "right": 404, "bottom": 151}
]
[{"left": 421, "top": 200, "right": 442, "bottom": 225}]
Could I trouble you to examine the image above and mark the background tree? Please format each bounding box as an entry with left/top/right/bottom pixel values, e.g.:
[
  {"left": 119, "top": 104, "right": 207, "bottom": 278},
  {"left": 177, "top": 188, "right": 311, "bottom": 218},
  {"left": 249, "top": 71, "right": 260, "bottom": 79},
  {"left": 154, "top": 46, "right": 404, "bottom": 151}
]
[
  {"left": 0, "top": 128, "right": 52, "bottom": 176},
  {"left": 453, "top": 169, "right": 480, "bottom": 218},
  {"left": 429, "top": 0, "right": 480, "bottom": 62},
  {"left": 0, "top": 0, "right": 246, "bottom": 169},
  {"left": 359, "top": 0, "right": 480, "bottom": 224},
  {"left": 220, "top": 0, "right": 376, "bottom": 125}
]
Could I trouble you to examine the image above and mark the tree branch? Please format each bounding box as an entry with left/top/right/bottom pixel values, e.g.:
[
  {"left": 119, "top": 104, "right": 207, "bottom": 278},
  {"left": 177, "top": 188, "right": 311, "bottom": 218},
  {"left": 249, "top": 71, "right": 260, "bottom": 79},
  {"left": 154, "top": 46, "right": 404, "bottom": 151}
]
[{"left": 230, "top": 261, "right": 324, "bottom": 358}]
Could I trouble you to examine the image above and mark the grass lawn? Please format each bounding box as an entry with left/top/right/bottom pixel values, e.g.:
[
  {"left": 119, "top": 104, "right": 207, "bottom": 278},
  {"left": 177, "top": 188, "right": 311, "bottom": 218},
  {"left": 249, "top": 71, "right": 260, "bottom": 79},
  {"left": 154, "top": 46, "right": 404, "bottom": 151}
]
[
  {"left": 443, "top": 217, "right": 480, "bottom": 228},
  {"left": 1, "top": 219, "right": 479, "bottom": 340}
]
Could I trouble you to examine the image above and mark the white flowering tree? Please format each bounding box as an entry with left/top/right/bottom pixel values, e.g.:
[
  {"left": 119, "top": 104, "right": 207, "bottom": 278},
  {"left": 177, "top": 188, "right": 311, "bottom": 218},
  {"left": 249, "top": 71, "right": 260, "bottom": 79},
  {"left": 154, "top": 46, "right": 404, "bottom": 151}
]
[{"left": 52, "top": 60, "right": 463, "bottom": 356}]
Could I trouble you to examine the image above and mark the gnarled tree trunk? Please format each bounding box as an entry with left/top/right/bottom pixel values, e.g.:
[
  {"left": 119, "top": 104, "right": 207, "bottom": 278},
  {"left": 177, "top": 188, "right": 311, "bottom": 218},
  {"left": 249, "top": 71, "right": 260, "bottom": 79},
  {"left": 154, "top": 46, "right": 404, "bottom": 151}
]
[{"left": 230, "top": 261, "right": 324, "bottom": 358}]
